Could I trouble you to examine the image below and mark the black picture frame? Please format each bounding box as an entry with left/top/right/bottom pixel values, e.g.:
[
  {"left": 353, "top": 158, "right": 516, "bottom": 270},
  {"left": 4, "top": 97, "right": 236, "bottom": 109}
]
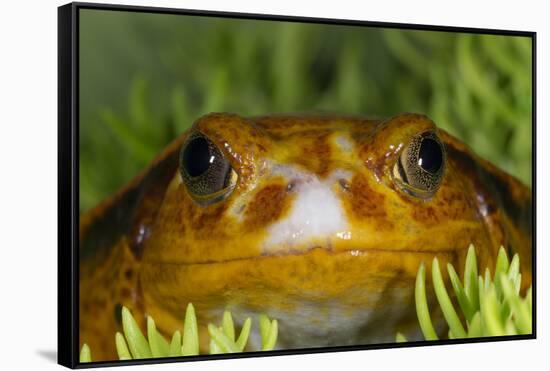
[{"left": 58, "top": 2, "right": 537, "bottom": 368}]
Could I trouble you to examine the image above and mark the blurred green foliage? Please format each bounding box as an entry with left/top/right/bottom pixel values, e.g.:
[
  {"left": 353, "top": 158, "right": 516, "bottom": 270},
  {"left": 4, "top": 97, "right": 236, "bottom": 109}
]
[{"left": 79, "top": 10, "right": 532, "bottom": 212}]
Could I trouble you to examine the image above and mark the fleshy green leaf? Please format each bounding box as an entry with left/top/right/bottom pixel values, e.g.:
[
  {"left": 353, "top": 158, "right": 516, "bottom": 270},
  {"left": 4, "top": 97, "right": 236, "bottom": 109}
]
[
  {"left": 395, "top": 332, "right": 407, "bottom": 342},
  {"left": 222, "top": 310, "right": 235, "bottom": 342},
  {"left": 115, "top": 332, "right": 132, "bottom": 360},
  {"left": 415, "top": 263, "right": 438, "bottom": 340},
  {"left": 494, "top": 246, "right": 510, "bottom": 297},
  {"left": 494, "top": 247, "right": 510, "bottom": 278},
  {"left": 500, "top": 273, "right": 531, "bottom": 334},
  {"left": 514, "top": 273, "right": 522, "bottom": 295},
  {"left": 447, "top": 263, "right": 475, "bottom": 322},
  {"left": 480, "top": 284, "right": 505, "bottom": 336},
  {"left": 208, "top": 324, "right": 240, "bottom": 353},
  {"left": 507, "top": 254, "right": 520, "bottom": 283},
  {"left": 464, "top": 244, "right": 479, "bottom": 309},
  {"left": 259, "top": 314, "right": 271, "bottom": 346},
  {"left": 467, "top": 312, "right": 482, "bottom": 338},
  {"left": 236, "top": 318, "right": 252, "bottom": 351},
  {"left": 147, "top": 316, "right": 170, "bottom": 357},
  {"left": 80, "top": 343, "right": 92, "bottom": 363},
  {"left": 504, "top": 318, "right": 518, "bottom": 335},
  {"left": 169, "top": 331, "right": 182, "bottom": 357},
  {"left": 484, "top": 268, "right": 492, "bottom": 291},
  {"left": 478, "top": 276, "right": 486, "bottom": 307},
  {"left": 209, "top": 339, "right": 222, "bottom": 354},
  {"left": 121, "top": 306, "right": 152, "bottom": 359},
  {"left": 432, "top": 258, "right": 466, "bottom": 338},
  {"left": 182, "top": 303, "right": 199, "bottom": 356},
  {"left": 262, "top": 319, "right": 278, "bottom": 351}
]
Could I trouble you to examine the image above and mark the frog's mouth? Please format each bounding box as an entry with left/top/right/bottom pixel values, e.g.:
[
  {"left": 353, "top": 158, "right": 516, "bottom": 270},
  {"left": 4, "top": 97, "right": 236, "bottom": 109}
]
[{"left": 146, "top": 241, "right": 464, "bottom": 267}]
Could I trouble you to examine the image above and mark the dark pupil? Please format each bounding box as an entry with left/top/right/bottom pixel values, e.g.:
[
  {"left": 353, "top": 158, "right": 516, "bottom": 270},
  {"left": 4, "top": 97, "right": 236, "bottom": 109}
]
[
  {"left": 182, "top": 137, "right": 211, "bottom": 177},
  {"left": 418, "top": 138, "right": 442, "bottom": 174}
]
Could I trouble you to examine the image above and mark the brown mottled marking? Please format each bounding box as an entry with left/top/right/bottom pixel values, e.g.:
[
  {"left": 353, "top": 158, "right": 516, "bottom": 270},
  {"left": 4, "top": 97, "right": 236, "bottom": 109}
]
[
  {"left": 409, "top": 184, "right": 473, "bottom": 227},
  {"left": 289, "top": 130, "right": 333, "bottom": 177},
  {"left": 345, "top": 174, "right": 387, "bottom": 220},
  {"left": 187, "top": 202, "right": 228, "bottom": 234},
  {"left": 244, "top": 183, "right": 294, "bottom": 230}
]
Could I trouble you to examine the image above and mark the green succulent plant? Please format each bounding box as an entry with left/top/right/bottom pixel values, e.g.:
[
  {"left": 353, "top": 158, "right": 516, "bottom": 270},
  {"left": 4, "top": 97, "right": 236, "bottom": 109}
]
[
  {"left": 397, "top": 245, "right": 532, "bottom": 341},
  {"left": 80, "top": 303, "right": 278, "bottom": 362}
]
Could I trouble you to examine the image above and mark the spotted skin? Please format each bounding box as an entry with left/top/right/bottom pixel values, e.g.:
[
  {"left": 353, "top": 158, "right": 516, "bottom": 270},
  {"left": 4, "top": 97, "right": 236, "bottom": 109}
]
[{"left": 80, "top": 113, "right": 532, "bottom": 360}]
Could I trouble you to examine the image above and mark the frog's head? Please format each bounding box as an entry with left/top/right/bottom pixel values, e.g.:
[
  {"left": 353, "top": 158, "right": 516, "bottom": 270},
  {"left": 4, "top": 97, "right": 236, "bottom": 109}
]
[
  {"left": 140, "top": 112, "right": 496, "bottom": 343},
  {"left": 143, "top": 112, "right": 491, "bottom": 262}
]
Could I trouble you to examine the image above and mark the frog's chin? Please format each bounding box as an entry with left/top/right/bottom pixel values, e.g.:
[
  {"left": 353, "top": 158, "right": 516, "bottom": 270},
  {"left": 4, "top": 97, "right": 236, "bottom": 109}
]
[{"left": 140, "top": 246, "right": 454, "bottom": 352}]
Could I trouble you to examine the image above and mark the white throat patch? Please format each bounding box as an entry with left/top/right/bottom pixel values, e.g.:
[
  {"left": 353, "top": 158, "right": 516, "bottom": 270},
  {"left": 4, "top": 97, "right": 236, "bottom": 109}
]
[{"left": 262, "top": 166, "right": 351, "bottom": 254}]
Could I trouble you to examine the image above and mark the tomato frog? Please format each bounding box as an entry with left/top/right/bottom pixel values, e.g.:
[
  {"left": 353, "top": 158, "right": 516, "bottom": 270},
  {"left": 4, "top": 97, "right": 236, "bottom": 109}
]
[{"left": 79, "top": 113, "right": 532, "bottom": 360}]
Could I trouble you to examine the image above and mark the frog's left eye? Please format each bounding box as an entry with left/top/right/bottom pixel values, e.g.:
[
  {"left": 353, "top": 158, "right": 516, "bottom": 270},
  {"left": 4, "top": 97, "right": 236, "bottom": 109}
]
[
  {"left": 179, "top": 133, "right": 238, "bottom": 206},
  {"left": 392, "top": 131, "right": 446, "bottom": 199}
]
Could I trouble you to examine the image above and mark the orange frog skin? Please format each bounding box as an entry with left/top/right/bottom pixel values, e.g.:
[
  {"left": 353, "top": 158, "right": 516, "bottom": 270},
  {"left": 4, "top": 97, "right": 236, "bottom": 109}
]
[{"left": 79, "top": 113, "right": 532, "bottom": 360}]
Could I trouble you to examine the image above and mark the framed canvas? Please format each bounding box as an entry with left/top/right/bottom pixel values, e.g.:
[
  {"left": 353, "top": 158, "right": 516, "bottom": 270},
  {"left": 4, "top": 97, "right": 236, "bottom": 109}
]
[{"left": 58, "top": 2, "right": 536, "bottom": 368}]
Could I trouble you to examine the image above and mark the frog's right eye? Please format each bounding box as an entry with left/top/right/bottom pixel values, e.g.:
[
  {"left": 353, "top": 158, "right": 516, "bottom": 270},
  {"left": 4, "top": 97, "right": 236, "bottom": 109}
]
[
  {"left": 391, "top": 131, "right": 446, "bottom": 199},
  {"left": 179, "top": 133, "right": 238, "bottom": 206}
]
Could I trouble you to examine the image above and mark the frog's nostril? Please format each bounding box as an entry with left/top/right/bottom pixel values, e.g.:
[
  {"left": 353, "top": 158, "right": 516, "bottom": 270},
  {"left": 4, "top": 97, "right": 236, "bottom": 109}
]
[
  {"left": 287, "top": 180, "right": 300, "bottom": 192},
  {"left": 338, "top": 179, "right": 350, "bottom": 191}
]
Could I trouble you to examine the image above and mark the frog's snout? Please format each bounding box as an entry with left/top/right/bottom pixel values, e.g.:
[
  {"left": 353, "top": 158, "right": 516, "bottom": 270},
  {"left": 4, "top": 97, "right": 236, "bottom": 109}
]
[{"left": 259, "top": 167, "right": 353, "bottom": 255}]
